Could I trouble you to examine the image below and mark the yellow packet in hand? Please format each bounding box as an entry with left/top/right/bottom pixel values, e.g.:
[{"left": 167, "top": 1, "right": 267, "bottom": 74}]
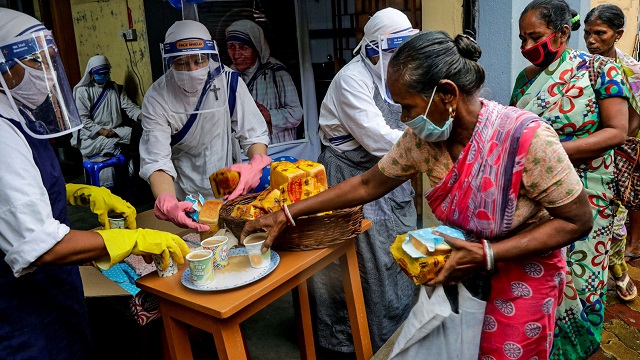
[{"left": 390, "top": 233, "right": 450, "bottom": 285}]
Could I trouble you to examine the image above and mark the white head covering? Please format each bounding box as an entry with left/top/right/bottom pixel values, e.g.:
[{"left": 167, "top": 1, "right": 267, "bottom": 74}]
[
  {"left": 73, "top": 55, "right": 111, "bottom": 95},
  {"left": 165, "top": 20, "right": 212, "bottom": 43},
  {"left": 0, "top": 8, "right": 82, "bottom": 139},
  {"left": 0, "top": 8, "right": 47, "bottom": 42},
  {"left": 353, "top": 7, "right": 412, "bottom": 55},
  {"left": 225, "top": 20, "right": 270, "bottom": 64}
]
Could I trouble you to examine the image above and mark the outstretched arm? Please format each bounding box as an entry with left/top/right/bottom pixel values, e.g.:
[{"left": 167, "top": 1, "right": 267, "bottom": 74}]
[{"left": 241, "top": 164, "right": 409, "bottom": 251}]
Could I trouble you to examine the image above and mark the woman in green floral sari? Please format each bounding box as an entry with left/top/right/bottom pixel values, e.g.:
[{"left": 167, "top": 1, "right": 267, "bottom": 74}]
[{"left": 510, "top": 1, "right": 629, "bottom": 358}]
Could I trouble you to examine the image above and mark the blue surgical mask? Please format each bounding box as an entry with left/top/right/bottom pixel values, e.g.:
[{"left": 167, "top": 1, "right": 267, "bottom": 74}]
[
  {"left": 93, "top": 73, "right": 110, "bottom": 84},
  {"left": 405, "top": 86, "right": 453, "bottom": 142}
]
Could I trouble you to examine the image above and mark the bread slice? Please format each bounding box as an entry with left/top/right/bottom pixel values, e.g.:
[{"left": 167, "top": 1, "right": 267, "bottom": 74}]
[
  {"left": 408, "top": 228, "right": 453, "bottom": 256},
  {"left": 198, "top": 200, "right": 223, "bottom": 240},
  {"left": 209, "top": 169, "right": 240, "bottom": 198},
  {"left": 410, "top": 236, "right": 451, "bottom": 256}
]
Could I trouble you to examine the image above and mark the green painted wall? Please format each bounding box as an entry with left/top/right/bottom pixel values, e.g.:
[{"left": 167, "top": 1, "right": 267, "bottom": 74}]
[{"left": 70, "top": 0, "right": 152, "bottom": 105}]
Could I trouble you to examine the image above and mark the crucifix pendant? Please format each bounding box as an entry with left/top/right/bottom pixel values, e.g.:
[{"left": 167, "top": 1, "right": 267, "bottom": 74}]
[{"left": 211, "top": 83, "right": 221, "bottom": 100}]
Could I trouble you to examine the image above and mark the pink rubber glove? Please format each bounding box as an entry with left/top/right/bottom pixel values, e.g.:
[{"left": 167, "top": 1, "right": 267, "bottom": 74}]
[
  {"left": 226, "top": 154, "right": 272, "bottom": 201},
  {"left": 153, "top": 193, "right": 210, "bottom": 232}
]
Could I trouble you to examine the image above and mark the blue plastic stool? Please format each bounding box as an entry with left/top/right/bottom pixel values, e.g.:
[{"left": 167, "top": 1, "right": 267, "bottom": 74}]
[{"left": 83, "top": 154, "right": 129, "bottom": 198}]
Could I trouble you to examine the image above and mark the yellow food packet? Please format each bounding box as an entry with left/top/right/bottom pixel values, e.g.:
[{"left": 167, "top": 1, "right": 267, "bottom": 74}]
[{"left": 390, "top": 233, "right": 450, "bottom": 285}]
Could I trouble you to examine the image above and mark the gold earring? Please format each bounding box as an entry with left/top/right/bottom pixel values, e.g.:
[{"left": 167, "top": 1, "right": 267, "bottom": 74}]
[{"left": 449, "top": 107, "right": 455, "bottom": 118}]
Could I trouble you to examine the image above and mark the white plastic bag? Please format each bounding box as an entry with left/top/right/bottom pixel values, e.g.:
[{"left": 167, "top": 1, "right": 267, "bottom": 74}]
[{"left": 388, "top": 283, "right": 486, "bottom": 360}]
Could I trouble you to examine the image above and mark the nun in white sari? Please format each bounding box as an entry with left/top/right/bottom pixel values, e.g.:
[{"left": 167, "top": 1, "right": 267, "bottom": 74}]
[
  {"left": 72, "top": 55, "right": 143, "bottom": 186},
  {"left": 313, "top": 8, "right": 419, "bottom": 354},
  {"left": 72, "top": 55, "right": 142, "bottom": 160},
  {"left": 226, "top": 20, "right": 303, "bottom": 144}
]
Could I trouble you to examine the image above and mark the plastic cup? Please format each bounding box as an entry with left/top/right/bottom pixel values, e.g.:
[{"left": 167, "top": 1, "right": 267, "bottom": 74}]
[
  {"left": 201, "top": 236, "right": 229, "bottom": 269},
  {"left": 152, "top": 254, "right": 178, "bottom": 277},
  {"left": 243, "top": 233, "right": 270, "bottom": 269},
  {"left": 186, "top": 250, "right": 215, "bottom": 286}
]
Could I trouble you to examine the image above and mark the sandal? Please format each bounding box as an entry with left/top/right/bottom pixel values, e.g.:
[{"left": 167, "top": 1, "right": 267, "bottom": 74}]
[
  {"left": 624, "top": 253, "right": 640, "bottom": 261},
  {"left": 615, "top": 273, "right": 638, "bottom": 302}
]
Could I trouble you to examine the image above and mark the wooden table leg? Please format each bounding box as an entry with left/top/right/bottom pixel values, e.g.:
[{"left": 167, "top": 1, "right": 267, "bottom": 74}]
[
  {"left": 340, "top": 241, "right": 373, "bottom": 360},
  {"left": 209, "top": 319, "right": 249, "bottom": 360},
  {"left": 293, "top": 280, "right": 316, "bottom": 360},
  {"left": 161, "top": 309, "right": 193, "bottom": 360}
]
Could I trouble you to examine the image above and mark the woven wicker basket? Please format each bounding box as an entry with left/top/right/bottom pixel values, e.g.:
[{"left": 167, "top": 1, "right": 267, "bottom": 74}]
[{"left": 220, "top": 193, "right": 364, "bottom": 251}]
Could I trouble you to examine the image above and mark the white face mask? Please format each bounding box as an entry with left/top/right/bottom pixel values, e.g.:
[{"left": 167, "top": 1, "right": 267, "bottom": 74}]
[
  {"left": 173, "top": 66, "right": 210, "bottom": 94},
  {"left": 11, "top": 60, "right": 52, "bottom": 109},
  {"left": 404, "top": 86, "right": 454, "bottom": 142}
]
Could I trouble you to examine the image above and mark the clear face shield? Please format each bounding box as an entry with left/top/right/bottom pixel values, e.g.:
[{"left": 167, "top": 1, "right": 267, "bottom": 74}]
[
  {"left": 161, "top": 38, "right": 227, "bottom": 115},
  {"left": 0, "top": 30, "right": 82, "bottom": 139},
  {"left": 375, "top": 29, "right": 419, "bottom": 104}
]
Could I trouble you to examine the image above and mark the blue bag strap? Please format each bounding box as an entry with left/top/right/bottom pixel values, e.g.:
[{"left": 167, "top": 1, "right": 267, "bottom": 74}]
[
  {"left": 90, "top": 82, "right": 113, "bottom": 117},
  {"left": 228, "top": 71, "right": 239, "bottom": 118},
  {"left": 170, "top": 72, "right": 213, "bottom": 147},
  {"left": 170, "top": 70, "right": 239, "bottom": 147}
]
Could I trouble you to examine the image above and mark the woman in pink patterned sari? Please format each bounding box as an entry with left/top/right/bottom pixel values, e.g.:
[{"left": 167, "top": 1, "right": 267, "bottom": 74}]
[{"left": 242, "top": 30, "right": 593, "bottom": 359}]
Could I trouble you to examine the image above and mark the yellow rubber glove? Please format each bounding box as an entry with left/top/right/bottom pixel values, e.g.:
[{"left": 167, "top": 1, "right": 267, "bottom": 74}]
[
  {"left": 66, "top": 184, "right": 137, "bottom": 229},
  {"left": 94, "top": 228, "right": 191, "bottom": 270}
]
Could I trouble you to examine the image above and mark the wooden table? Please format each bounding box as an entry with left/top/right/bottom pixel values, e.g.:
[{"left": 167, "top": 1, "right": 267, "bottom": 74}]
[{"left": 136, "top": 220, "right": 372, "bottom": 360}]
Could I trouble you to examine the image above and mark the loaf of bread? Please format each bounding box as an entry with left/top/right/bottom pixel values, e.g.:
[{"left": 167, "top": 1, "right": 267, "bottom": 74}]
[
  {"left": 260, "top": 189, "right": 281, "bottom": 213},
  {"left": 230, "top": 204, "right": 266, "bottom": 220},
  {"left": 209, "top": 169, "right": 240, "bottom": 198},
  {"left": 198, "top": 199, "right": 223, "bottom": 240},
  {"left": 249, "top": 189, "right": 271, "bottom": 208},
  {"left": 294, "top": 160, "right": 328, "bottom": 191},
  {"left": 270, "top": 161, "right": 306, "bottom": 192},
  {"left": 278, "top": 181, "right": 304, "bottom": 205}
]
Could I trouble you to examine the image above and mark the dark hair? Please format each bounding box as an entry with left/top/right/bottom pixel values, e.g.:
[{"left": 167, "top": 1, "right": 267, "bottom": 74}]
[
  {"left": 388, "top": 30, "right": 485, "bottom": 97},
  {"left": 585, "top": 4, "right": 625, "bottom": 31},
  {"left": 521, "top": 0, "right": 580, "bottom": 39}
]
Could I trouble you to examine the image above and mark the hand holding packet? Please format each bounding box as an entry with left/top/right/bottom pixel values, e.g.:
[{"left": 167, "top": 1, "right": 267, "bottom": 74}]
[{"left": 390, "top": 225, "right": 465, "bottom": 285}]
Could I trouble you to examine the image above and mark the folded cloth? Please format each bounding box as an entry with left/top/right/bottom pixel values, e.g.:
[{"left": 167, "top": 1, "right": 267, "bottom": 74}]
[{"left": 100, "top": 263, "right": 142, "bottom": 296}]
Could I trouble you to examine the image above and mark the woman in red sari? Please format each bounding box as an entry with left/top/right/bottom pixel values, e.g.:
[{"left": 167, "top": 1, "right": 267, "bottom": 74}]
[{"left": 242, "top": 30, "right": 593, "bottom": 359}]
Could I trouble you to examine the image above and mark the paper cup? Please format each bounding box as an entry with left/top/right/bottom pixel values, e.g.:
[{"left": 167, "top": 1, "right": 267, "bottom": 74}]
[
  {"left": 107, "top": 211, "right": 125, "bottom": 229},
  {"left": 186, "top": 249, "right": 215, "bottom": 286},
  {"left": 201, "top": 236, "right": 229, "bottom": 269},
  {"left": 152, "top": 254, "right": 178, "bottom": 277},
  {"left": 243, "top": 233, "right": 270, "bottom": 269}
]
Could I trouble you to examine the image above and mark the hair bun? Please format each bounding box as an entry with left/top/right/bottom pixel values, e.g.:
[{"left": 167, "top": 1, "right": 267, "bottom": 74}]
[
  {"left": 570, "top": 9, "right": 581, "bottom": 31},
  {"left": 454, "top": 30, "right": 482, "bottom": 62}
]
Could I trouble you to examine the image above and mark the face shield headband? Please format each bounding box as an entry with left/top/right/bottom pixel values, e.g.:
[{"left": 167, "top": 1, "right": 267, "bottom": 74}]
[
  {"left": 366, "top": 28, "right": 418, "bottom": 104},
  {"left": 161, "top": 37, "right": 227, "bottom": 115},
  {"left": 0, "top": 30, "right": 82, "bottom": 139}
]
